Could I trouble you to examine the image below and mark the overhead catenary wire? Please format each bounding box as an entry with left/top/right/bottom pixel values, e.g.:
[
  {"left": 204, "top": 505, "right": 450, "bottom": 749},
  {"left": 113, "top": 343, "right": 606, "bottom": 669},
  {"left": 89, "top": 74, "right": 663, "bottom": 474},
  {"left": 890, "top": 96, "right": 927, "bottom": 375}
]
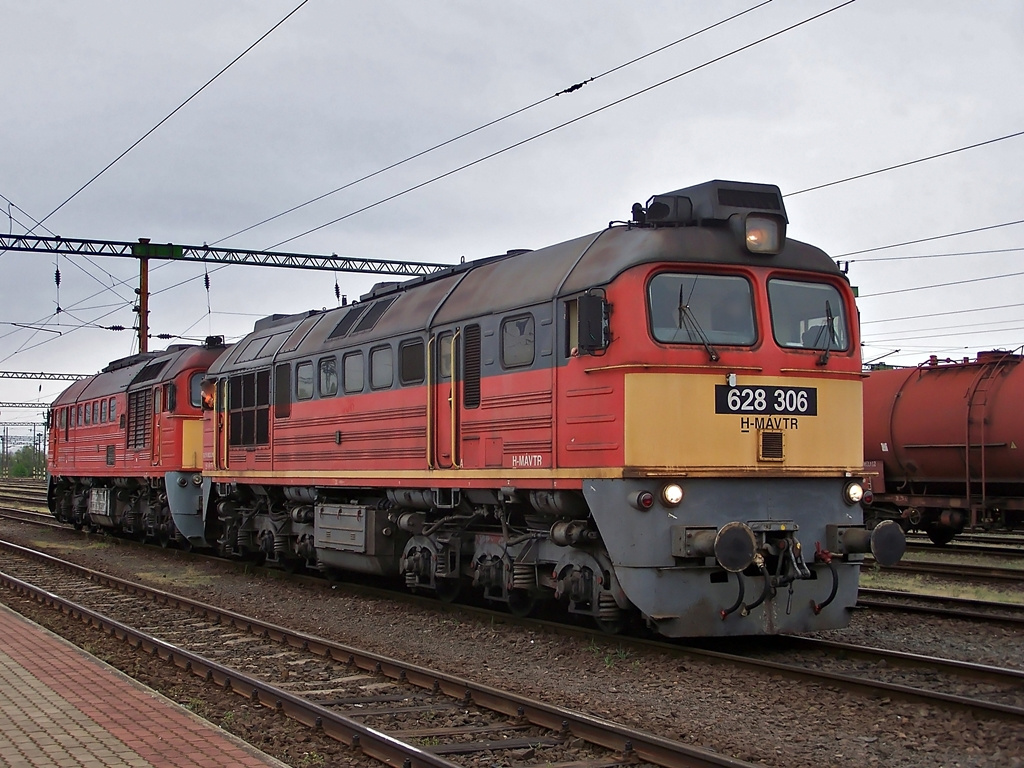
[
  {"left": 268, "top": 0, "right": 859, "bottom": 250},
  {"left": 851, "top": 246, "right": 1024, "bottom": 263},
  {"left": 863, "top": 325, "right": 1024, "bottom": 344},
  {"left": 833, "top": 219, "right": 1024, "bottom": 259},
  {"left": 4, "top": 1, "right": 1021, "bottom": 368},
  {"left": 861, "top": 302, "right": 1024, "bottom": 325},
  {"left": 865, "top": 315, "right": 1024, "bottom": 338},
  {"left": 859, "top": 269, "right": 1024, "bottom": 299},
  {"left": 213, "top": 0, "right": 776, "bottom": 245},
  {"left": 0, "top": 2, "right": 313, "bottom": 362},
  {"left": 11, "top": 0, "right": 312, "bottom": 242},
  {"left": 785, "top": 129, "right": 1024, "bottom": 197}
]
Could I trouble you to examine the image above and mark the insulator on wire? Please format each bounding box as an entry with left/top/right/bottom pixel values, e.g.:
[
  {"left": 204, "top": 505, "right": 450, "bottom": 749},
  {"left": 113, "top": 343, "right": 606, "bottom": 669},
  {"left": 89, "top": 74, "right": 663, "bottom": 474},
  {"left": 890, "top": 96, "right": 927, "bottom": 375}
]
[
  {"left": 204, "top": 272, "right": 210, "bottom": 291},
  {"left": 54, "top": 268, "right": 61, "bottom": 286},
  {"left": 335, "top": 281, "right": 341, "bottom": 301},
  {"left": 108, "top": 325, "right": 126, "bottom": 332},
  {"left": 155, "top": 333, "right": 173, "bottom": 339}
]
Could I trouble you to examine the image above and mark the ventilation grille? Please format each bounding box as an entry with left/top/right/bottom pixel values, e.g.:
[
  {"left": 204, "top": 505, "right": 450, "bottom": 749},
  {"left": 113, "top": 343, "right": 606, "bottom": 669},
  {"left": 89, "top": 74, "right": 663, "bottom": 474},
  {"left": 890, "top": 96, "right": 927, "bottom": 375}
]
[
  {"left": 463, "top": 324, "right": 481, "bottom": 409},
  {"left": 127, "top": 389, "right": 152, "bottom": 450},
  {"left": 758, "top": 430, "right": 784, "bottom": 461},
  {"left": 132, "top": 360, "right": 168, "bottom": 384},
  {"left": 327, "top": 305, "right": 368, "bottom": 340},
  {"left": 353, "top": 297, "right": 397, "bottom": 333}
]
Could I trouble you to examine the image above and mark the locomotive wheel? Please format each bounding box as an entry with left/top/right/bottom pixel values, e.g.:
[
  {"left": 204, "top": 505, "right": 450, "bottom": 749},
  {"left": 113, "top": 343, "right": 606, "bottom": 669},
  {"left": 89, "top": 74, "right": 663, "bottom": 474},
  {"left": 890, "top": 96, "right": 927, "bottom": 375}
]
[
  {"left": 435, "top": 577, "right": 463, "bottom": 603},
  {"left": 507, "top": 589, "right": 536, "bottom": 618},
  {"left": 322, "top": 566, "right": 344, "bottom": 583},
  {"left": 594, "top": 616, "right": 625, "bottom": 635}
]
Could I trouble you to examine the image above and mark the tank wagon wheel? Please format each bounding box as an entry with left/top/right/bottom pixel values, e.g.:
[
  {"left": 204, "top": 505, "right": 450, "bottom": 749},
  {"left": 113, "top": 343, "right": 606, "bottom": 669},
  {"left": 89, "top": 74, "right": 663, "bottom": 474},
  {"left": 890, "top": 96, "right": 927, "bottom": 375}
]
[
  {"left": 507, "top": 589, "right": 536, "bottom": 618},
  {"left": 924, "top": 524, "right": 957, "bottom": 547}
]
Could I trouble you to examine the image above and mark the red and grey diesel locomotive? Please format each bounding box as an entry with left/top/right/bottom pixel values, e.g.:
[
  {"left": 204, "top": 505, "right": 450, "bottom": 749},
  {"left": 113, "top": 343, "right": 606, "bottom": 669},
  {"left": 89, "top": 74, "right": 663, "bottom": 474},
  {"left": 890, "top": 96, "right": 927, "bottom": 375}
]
[
  {"left": 47, "top": 338, "right": 227, "bottom": 544},
  {"left": 49, "top": 180, "right": 904, "bottom": 637}
]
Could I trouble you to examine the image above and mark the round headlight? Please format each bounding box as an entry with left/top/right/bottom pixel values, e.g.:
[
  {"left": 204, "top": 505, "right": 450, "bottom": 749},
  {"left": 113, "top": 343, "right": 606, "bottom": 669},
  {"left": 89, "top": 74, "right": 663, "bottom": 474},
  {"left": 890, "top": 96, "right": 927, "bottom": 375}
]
[
  {"left": 192, "top": 473, "right": 204, "bottom": 486},
  {"left": 661, "top": 483, "right": 684, "bottom": 507},
  {"left": 843, "top": 482, "right": 864, "bottom": 505}
]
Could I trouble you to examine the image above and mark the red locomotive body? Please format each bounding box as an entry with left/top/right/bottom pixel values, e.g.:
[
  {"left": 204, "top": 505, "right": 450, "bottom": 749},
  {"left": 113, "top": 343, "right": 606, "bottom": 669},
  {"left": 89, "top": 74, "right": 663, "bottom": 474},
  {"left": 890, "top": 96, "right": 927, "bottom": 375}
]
[
  {"left": 48, "top": 338, "right": 228, "bottom": 544},
  {"left": 862, "top": 350, "right": 1024, "bottom": 544},
  {"left": 199, "top": 180, "right": 903, "bottom": 637}
]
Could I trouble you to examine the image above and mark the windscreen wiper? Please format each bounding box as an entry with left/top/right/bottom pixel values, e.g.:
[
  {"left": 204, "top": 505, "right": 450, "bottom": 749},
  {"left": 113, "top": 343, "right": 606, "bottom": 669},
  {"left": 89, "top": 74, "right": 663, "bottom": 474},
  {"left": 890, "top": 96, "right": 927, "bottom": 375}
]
[
  {"left": 678, "top": 284, "right": 720, "bottom": 362},
  {"left": 817, "top": 300, "right": 835, "bottom": 366}
]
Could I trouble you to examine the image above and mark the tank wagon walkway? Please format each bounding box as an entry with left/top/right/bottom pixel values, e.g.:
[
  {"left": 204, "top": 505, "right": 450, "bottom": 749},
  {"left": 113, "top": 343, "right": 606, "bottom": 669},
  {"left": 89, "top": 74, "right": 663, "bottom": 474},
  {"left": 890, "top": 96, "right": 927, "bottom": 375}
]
[{"left": 0, "top": 603, "right": 286, "bottom": 767}]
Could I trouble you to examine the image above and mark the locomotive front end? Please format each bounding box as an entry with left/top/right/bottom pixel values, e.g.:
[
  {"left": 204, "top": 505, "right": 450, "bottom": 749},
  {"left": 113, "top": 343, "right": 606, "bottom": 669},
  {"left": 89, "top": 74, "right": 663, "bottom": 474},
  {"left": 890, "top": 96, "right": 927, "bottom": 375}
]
[{"left": 577, "top": 181, "right": 905, "bottom": 636}]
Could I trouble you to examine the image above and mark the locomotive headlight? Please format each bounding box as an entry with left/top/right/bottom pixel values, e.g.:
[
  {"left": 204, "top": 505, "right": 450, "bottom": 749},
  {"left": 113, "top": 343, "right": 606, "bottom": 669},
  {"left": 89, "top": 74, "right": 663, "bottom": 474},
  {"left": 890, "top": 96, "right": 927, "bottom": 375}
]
[
  {"left": 744, "top": 214, "right": 784, "bottom": 254},
  {"left": 843, "top": 481, "right": 864, "bottom": 505},
  {"left": 661, "top": 483, "right": 684, "bottom": 507}
]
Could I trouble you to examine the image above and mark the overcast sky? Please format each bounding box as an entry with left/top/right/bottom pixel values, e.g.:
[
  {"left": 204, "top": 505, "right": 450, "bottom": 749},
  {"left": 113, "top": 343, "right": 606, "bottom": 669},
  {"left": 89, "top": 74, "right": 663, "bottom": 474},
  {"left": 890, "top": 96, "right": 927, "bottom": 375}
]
[{"left": 2, "top": 0, "right": 1022, "bottom": 433}]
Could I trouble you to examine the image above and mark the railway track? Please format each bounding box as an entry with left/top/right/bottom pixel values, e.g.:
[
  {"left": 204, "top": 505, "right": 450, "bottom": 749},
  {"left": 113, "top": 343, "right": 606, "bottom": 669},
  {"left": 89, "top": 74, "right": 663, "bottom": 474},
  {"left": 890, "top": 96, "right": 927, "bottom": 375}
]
[
  {"left": 0, "top": 479, "right": 48, "bottom": 509},
  {"left": 0, "top": 506, "right": 61, "bottom": 527},
  {"left": 0, "top": 539, "right": 751, "bottom": 768},
  {"left": 906, "top": 540, "right": 1024, "bottom": 560},
  {"left": 3, "top": 503, "right": 1023, "bottom": 629},
  {"left": 2, "top": 537, "right": 1023, "bottom": 735},
  {"left": 857, "top": 588, "right": 1024, "bottom": 626},
  {"left": 730, "top": 634, "right": 1024, "bottom": 717},
  {"left": 874, "top": 558, "right": 1024, "bottom": 583}
]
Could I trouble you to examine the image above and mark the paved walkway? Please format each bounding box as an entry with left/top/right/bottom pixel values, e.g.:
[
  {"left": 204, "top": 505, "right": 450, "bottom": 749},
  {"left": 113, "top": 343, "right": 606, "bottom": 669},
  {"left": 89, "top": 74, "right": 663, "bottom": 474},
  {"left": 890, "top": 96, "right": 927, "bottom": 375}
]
[{"left": 0, "top": 601, "right": 288, "bottom": 767}]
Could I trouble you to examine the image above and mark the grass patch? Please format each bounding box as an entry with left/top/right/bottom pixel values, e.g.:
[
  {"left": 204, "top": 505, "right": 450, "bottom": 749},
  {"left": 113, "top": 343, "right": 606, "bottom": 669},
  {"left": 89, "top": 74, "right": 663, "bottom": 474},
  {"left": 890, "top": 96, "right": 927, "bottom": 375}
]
[
  {"left": 134, "top": 565, "right": 215, "bottom": 588},
  {"left": 38, "top": 539, "right": 115, "bottom": 552}
]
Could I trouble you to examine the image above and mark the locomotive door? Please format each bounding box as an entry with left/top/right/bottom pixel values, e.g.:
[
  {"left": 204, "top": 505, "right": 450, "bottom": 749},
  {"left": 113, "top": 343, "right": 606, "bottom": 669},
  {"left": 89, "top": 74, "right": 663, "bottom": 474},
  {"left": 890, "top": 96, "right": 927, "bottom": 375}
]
[
  {"left": 151, "top": 386, "right": 162, "bottom": 466},
  {"left": 213, "top": 378, "right": 229, "bottom": 470},
  {"left": 429, "top": 329, "right": 461, "bottom": 469}
]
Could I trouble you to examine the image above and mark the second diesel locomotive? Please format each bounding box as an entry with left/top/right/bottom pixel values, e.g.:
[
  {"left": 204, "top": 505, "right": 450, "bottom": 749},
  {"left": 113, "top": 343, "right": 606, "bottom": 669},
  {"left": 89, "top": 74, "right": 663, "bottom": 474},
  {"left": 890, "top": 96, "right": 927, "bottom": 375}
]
[
  {"left": 47, "top": 338, "right": 227, "bottom": 544},
  {"left": 49, "top": 179, "right": 905, "bottom": 637}
]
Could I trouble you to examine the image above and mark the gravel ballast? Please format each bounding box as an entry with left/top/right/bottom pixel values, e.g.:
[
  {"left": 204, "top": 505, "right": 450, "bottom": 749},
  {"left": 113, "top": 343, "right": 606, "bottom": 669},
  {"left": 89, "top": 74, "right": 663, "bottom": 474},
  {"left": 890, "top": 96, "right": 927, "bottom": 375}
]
[{"left": 2, "top": 520, "right": 1022, "bottom": 768}]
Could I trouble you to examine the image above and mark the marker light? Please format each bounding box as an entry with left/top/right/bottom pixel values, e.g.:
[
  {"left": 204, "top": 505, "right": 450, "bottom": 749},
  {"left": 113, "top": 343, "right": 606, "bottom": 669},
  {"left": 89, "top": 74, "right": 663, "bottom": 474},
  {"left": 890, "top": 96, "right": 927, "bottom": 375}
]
[
  {"left": 629, "top": 490, "right": 655, "bottom": 511},
  {"left": 843, "top": 481, "right": 865, "bottom": 505},
  {"left": 745, "top": 215, "right": 783, "bottom": 254},
  {"left": 661, "top": 483, "right": 684, "bottom": 507}
]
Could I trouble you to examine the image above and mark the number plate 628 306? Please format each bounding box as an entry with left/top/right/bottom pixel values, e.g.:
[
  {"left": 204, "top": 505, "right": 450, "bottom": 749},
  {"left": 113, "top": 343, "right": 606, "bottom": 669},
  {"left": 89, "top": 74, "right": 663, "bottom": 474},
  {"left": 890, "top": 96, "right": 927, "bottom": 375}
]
[{"left": 714, "top": 385, "right": 817, "bottom": 416}]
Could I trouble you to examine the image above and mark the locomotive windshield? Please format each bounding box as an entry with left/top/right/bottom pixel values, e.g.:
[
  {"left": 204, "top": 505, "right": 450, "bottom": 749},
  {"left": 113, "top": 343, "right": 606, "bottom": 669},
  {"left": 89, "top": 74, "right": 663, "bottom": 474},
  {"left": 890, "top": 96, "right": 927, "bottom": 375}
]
[
  {"left": 767, "top": 279, "right": 849, "bottom": 351},
  {"left": 648, "top": 273, "right": 756, "bottom": 346}
]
